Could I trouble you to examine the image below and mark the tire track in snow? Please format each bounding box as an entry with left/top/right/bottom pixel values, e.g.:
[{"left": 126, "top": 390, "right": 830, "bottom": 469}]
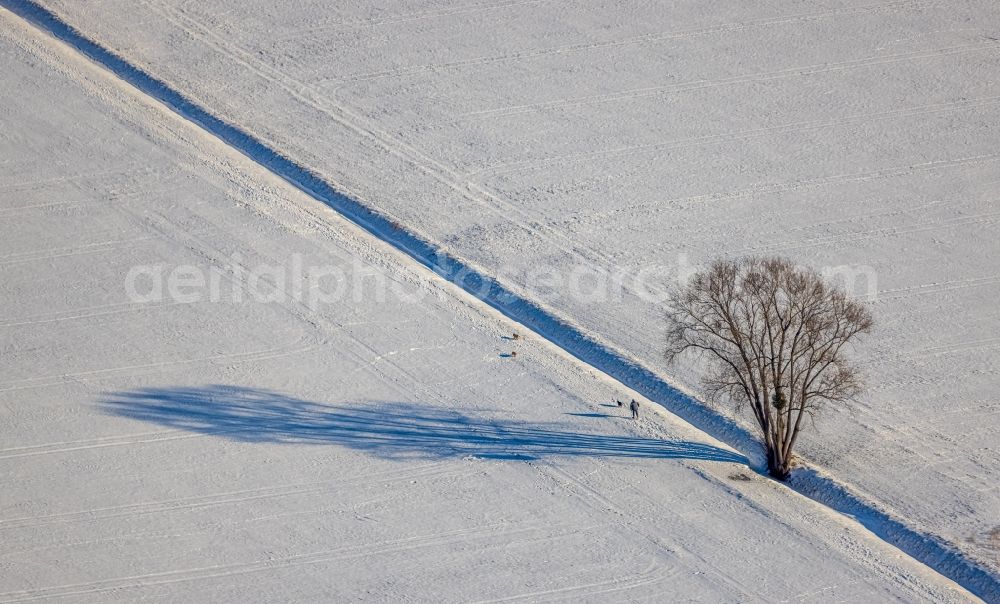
[
  {"left": 456, "top": 41, "right": 999, "bottom": 120},
  {"left": 0, "top": 336, "right": 317, "bottom": 394},
  {"left": 877, "top": 275, "right": 1000, "bottom": 300},
  {"left": 477, "top": 94, "right": 1000, "bottom": 176},
  {"left": 577, "top": 152, "right": 1000, "bottom": 222},
  {"left": 0, "top": 236, "right": 154, "bottom": 265},
  {"left": 3, "top": 2, "right": 997, "bottom": 599},
  {"left": 473, "top": 557, "right": 672, "bottom": 603},
  {"left": 895, "top": 336, "right": 1000, "bottom": 360},
  {"left": 0, "top": 430, "right": 211, "bottom": 461},
  {"left": 0, "top": 463, "right": 452, "bottom": 530},
  {"left": 268, "top": 0, "right": 558, "bottom": 36},
  {"left": 0, "top": 166, "right": 154, "bottom": 195},
  {"left": 0, "top": 301, "right": 194, "bottom": 328},
  {"left": 0, "top": 522, "right": 583, "bottom": 602},
  {"left": 331, "top": 0, "right": 947, "bottom": 83},
  {"left": 0, "top": 429, "right": 182, "bottom": 457},
  {"left": 732, "top": 208, "right": 1000, "bottom": 255},
  {"left": 0, "top": 199, "right": 95, "bottom": 213}
]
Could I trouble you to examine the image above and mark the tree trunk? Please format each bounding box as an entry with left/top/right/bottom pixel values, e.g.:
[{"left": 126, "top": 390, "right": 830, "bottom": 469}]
[{"left": 766, "top": 445, "right": 791, "bottom": 481}]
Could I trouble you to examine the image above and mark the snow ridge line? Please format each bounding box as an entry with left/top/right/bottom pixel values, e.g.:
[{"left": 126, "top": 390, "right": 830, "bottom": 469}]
[{"left": 4, "top": 1, "right": 995, "bottom": 600}]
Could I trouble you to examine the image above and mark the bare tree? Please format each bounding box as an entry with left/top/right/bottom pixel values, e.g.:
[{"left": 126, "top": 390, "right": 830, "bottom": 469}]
[{"left": 665, "top": 256, "right": 873, "bottom": 480}]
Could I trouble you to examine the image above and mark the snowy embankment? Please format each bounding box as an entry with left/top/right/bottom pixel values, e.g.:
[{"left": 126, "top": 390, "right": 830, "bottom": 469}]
[
  {"left": 0, "top": 3, "right": 985, "bottom": 602},
  {"left": 4, "top": 0, "right": 998, "bottom": 598}
]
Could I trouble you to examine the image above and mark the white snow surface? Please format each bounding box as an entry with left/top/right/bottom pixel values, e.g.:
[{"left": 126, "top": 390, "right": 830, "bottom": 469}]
[
  {"left": 19, "top": 0, "right": 1000, "bottom": 577},
  {"left": 0, "top": 9, "right": 978, "bottom": 601},
  {"left": 0, "top": 1, "right": 996, "bottom": 601}
]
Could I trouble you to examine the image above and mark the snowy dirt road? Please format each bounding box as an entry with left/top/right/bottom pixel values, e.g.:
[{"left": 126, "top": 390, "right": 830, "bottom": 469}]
[{"left": 0, "top": 6, "right": 985, "bottom": 602}]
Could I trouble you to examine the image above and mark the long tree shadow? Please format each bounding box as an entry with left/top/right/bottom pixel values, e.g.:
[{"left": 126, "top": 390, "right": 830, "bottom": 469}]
[{"left": 102, "top": 385, "right": 747, "bottom": 464}]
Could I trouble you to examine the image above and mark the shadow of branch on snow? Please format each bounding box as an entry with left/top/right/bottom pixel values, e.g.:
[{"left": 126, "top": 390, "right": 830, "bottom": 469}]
[{"left": 101, "top": 385, "right": 747, "bottom": 464}]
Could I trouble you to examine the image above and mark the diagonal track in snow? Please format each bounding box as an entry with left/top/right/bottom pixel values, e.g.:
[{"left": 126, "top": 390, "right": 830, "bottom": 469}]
[{"left": 2, "top": 1, "right": 997, "bottom": 600}]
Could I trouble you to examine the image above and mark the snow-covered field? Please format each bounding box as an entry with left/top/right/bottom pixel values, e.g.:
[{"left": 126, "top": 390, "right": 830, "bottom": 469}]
[
  {"left": 18, "top": 0, "right": 998, "bottom": 580},
  {"left": 0, "top": 0, "right": 997, "bottom": 601},
  {"left": 0, "top": 8, "right": 977, "bottom": 601}
]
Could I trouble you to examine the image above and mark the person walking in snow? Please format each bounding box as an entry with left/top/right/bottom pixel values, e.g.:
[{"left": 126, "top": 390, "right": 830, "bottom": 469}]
[{"left": 629, "top": 399, "right": 639, "bottom": 420}]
